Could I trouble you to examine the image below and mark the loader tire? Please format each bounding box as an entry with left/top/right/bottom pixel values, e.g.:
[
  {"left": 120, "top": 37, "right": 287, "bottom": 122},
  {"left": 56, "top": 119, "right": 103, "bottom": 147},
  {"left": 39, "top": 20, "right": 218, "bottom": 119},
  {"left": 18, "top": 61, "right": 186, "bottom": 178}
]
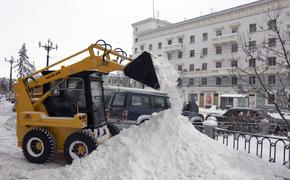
[
  {"left": 64, "top": 130, "right": 97, "bottom": 164},
  {"left": 107, "top": 123, "right": 120, "bottom": 137},
  {"left": 22, "top": 128, "right": 56, "bottom": 163}
]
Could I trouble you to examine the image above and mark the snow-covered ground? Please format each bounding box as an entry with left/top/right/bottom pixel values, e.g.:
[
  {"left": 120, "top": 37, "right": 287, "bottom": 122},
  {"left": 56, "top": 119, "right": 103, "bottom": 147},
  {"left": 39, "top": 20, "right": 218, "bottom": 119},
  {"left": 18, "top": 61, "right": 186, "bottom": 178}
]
[{"left": 0, "top": 56, "right": 290, "bottom": 180}]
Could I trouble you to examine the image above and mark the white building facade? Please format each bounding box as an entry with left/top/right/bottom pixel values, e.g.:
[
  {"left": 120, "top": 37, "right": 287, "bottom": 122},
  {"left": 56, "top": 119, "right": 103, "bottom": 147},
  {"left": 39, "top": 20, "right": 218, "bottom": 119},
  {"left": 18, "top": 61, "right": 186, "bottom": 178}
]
[{"left": 132, "top": 0, "right": 290, "bottom": 110}]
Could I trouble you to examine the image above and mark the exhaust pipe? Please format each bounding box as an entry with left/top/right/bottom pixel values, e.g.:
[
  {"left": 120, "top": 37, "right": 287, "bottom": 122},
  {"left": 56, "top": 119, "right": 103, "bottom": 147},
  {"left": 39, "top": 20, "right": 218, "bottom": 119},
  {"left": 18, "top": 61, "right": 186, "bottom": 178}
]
[{"left": 124, "top": 52, "right": 160, "bottom": 90}]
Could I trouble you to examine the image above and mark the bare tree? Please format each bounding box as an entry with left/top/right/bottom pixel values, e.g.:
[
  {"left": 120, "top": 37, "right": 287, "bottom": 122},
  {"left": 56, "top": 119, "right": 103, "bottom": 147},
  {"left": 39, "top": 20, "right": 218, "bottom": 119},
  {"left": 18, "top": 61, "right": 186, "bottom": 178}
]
[
  {"left": 0, "top": 78, "right": 9, "bottom": 95},
  {"left": 233, "top": 1, "right": 290, "bottom": 131}
]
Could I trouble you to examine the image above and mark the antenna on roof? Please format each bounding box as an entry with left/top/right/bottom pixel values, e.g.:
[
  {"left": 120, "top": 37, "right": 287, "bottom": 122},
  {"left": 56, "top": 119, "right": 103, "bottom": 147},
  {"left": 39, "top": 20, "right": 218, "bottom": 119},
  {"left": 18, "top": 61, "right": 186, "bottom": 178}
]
[{"left": 153, "top": 0, "right": 155, "bottom": 18}]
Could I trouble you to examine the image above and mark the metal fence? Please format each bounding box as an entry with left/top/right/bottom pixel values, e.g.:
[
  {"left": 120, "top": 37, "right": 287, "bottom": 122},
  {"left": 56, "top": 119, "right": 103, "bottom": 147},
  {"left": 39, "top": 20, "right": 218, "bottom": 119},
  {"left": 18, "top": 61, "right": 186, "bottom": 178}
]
[{"left": 194, "top": 123, "right": 290, "bottom": 168}]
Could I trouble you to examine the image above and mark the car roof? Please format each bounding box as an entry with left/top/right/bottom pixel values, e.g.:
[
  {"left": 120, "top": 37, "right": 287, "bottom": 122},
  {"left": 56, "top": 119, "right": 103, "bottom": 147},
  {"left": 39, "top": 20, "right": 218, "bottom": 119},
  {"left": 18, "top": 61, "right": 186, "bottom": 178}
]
[
  {"left": 104, "top": 85, "right": 168, "bottom": 97},
  {"left": 228, "top": 107, "right": 264, "bottom": 111},
  {"left": 229, "top": 107, "right": 259, "bottom": 110}
]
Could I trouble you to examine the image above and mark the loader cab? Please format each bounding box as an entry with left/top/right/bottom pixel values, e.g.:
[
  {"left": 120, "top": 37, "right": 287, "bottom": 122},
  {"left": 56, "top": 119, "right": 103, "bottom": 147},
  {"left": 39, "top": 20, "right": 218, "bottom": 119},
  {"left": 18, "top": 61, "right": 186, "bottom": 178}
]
[{"left": 42, "top": 71, "right": 106, "bottom": 129}]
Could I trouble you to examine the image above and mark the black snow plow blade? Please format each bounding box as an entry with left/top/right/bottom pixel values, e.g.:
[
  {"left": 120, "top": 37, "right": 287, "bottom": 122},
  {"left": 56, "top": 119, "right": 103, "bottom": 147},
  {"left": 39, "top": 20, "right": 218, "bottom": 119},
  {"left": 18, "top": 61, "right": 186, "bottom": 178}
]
[{"left": 124, "top": 51, "right": 160, "bottom": 90}]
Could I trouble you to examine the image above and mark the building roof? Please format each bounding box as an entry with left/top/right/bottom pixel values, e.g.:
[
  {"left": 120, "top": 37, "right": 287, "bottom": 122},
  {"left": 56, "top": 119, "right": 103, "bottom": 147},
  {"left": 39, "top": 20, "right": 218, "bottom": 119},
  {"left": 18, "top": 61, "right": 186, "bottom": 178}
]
[
  {"left": 134, "top": 0, "right": 273, "bottom": 36},
  {"left": 131, "top": 17, "right": 171, "bottom": 27}
]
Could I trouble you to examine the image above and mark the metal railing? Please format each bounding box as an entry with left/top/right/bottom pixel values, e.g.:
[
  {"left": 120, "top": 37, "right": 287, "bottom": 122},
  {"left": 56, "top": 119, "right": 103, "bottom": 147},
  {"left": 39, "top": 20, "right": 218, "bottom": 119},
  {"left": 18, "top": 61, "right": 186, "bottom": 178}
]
[{"left": 193, "top": 123, "right": 290, "bottom": 168}]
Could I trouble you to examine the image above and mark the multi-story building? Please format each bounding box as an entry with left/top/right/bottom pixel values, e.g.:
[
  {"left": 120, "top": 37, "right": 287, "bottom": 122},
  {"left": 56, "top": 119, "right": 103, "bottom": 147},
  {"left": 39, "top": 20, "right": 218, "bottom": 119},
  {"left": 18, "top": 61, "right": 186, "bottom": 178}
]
[{"left": 132, "top": 0, "right": 290, "bottom": 110}]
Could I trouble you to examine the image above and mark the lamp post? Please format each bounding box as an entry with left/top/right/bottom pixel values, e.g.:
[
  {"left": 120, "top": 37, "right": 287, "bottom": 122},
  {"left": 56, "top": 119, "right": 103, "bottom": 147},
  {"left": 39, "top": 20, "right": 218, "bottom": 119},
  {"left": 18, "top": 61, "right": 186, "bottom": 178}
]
[
  {"left": 39, "top": 39, "right": 58, "bottom": 66},
  {"left": 5, "top": 56, "right": 16, "bottom": 91}
]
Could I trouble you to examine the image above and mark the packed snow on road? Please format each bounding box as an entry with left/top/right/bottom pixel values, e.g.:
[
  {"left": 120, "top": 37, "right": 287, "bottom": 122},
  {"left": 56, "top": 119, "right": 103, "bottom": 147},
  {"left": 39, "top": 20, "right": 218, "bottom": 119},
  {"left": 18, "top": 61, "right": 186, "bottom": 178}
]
[{"left": 0, "top": 56, "right": 290, "bottom": 180}]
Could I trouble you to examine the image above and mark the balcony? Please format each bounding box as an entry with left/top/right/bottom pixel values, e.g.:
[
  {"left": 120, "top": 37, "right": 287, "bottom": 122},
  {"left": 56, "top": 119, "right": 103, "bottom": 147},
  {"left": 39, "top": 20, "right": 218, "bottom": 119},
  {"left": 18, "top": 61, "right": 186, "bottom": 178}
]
[
  {"left": 181, "top": 67, "right": 237, "bottom": 78},
  {"left": 164, "top": 43, "right": 183, "bottom": 52},
  {"left": 212, "top": 33, "right": 238, "bottom": 44}
]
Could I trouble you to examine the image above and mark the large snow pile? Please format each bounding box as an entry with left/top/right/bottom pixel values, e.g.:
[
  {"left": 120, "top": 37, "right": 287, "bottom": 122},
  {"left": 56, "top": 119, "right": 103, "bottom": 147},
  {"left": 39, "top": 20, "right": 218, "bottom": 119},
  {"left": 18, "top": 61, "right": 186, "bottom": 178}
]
[{"left": 1, "top": 56, "right": 290, "bottom": 180}]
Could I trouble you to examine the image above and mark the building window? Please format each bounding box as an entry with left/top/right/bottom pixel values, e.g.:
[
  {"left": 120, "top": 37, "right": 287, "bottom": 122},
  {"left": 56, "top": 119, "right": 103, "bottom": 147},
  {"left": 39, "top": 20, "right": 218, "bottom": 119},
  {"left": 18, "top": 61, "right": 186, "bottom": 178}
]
[
  {"left": 189, "top": 64, "right": 194, "bottom": 71},
  {"left": 202, "top": 33, "right": 208, "bottom": 41},
  {"left": 268, "top": 38, "right": 276, "bottom": 47},
  {"left": 149, "top": 44, "right": 153, "bottom": 51},
  {"left": 167, "top": 53, "right": 172, "bottom": 60},
  {"left": 189, "top": 78, "right": 194, "bottom": 85},
  {"left": 135, "top": 28, "right": 138, "bottom": 32},
  {"left": 216, "top": 77, "right": 222, "bottom": 85},
  {"left": 249, "top": 59, "right": 256, "bottom": 68},
  {"left": 249, "top": 41, "right": 256, "bottom": 50},
  {"left": 167, "top": 39, "right": 172, "bottom": 45},
  {"left": 140, "top": 45, "right": 144, "bottom": 51},
  {"left": 190, "top": 50, "right": 195, "bottom": 57},
  {"left": 231, "top": 60, "right": 238, "bottom": 67},
  {"left": 267, "top": 94, "right": 275, "bottom": 105},
  {"left": 134, "top": 48, "right": 138, "bottom": 54},
  {"left": 249, "top": 76, "right": 256, "bottom": 85},
  {"left": 249, "top": 23, "right": 256, "bottom": 33},
  {"left": 268, "top": 75, "right": 276, "bottom": 84},
  {"left": 177, "top": 65, "right": 182, "bottom": 71},
  {"left": 216, "top": 46, "right": 222, "bottom": 54},
  {"left": 232, "top": 27, "right": 238, "bottom": 33},
  {"left": 201, "top": 78, "right": 207, "bottom": 85},
  {"left": 158, "top": 42, "right": 162, "bottom": 49},
  {"left": 231, "top": 43, "right": 238, "bottom": 52},
  {"left": 177, "top": 78, "right": 182, "bottom": 87},
  {"left": 190, "top": 35, "right": 195, "bottom": 43},
  {"left": 216, "top": 29, "right": 222, "bottom": 36},
  {"left": 232, "top": 76, "right": 237, "bottom": 85},
  {"left": 268, "top": 57, "right": 276, "bottom": 66},
  {"left": 135, "top": 38, "right": 138, "bottom": 43},
  {"left": 202, "top": 48, "right": 208, "bottom": 56},
  {"left": 178, "top": 51, "right": 183, "bottom": 59},
  {"left": 216, "top": 62, "right": 222, "bottom": 68},
  {"left": 202, "top": 63, "right": 207, "bottom": 70},
  {"left": 268, "top": 19, "right": 276, "bottom": 30},
  {"left": 178, "top": 37, "right": 183, "bottom": 43}
]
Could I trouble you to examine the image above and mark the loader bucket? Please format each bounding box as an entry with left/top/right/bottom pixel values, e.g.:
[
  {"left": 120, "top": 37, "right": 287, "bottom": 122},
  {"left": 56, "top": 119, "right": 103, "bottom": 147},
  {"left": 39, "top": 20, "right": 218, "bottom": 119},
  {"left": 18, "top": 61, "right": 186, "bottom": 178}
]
[{"left": 124, "top": 51, "right": 160, "bottom": 90}]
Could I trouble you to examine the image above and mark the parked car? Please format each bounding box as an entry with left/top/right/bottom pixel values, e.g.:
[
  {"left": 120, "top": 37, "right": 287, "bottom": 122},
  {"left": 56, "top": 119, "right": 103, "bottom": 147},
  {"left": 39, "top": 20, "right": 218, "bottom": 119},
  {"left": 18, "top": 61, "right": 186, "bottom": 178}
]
[
  {"left": 206, "top": 107, "right": 287, "bottom": 134},
  {"left": 105, "top": 89, "right": 204, "bottom": 129},
  {"left": 206, "top": 108, "right": 273, "bottom": 123}
]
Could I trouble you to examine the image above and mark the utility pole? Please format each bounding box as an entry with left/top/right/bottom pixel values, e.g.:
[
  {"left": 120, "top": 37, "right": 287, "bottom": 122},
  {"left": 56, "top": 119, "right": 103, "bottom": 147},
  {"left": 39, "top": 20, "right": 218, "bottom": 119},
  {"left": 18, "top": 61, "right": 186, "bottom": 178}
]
[
  {"left": 39, "top": 39, "right": 58, "bottom": 66},
  {"left": 5, "top": 56, "right": 16, "bottom": 91}
]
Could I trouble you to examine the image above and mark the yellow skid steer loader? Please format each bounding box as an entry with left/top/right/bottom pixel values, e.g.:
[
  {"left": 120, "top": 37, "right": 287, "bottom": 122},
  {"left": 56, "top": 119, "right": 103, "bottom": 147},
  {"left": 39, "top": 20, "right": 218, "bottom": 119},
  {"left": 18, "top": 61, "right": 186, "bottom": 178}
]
[{"left": 13, "top": 39, "right": 159, "bottom": 163}]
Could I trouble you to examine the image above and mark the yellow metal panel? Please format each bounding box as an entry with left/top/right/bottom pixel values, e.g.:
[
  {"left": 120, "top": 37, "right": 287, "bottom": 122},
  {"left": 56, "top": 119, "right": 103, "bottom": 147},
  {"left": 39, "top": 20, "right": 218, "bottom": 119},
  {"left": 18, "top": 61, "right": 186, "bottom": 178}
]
[{"left": 19, "top": 112, "right": 87, "bottom": 128}]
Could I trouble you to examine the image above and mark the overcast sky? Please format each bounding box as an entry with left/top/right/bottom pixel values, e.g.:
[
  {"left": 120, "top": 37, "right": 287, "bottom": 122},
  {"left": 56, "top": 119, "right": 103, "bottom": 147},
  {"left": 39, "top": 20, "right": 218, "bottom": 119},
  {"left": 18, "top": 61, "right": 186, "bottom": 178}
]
[{"left": 0, "top": 0, "right": 257, "bottom": 78}]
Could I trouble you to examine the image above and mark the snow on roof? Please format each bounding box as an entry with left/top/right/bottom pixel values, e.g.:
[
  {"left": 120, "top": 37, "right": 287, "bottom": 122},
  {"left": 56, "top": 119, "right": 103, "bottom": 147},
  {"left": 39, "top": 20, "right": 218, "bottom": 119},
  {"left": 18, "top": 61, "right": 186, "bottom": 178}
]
[{"left": 104, "top": 85, "right": 167, "bottom": 95}]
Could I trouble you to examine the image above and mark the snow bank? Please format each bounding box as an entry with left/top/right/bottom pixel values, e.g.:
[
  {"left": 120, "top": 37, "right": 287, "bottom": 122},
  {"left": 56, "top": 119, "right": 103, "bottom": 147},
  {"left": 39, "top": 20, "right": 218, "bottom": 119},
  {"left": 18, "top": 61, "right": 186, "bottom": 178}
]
[
  {"left": 31, "top": 110, "right": 290, "bottom": 180},
  {"left": 4, "top": 56, "right": 290, "bottom": 179},
  {"left": 0, "top": 101, "right": 13, "bottom": 115}
]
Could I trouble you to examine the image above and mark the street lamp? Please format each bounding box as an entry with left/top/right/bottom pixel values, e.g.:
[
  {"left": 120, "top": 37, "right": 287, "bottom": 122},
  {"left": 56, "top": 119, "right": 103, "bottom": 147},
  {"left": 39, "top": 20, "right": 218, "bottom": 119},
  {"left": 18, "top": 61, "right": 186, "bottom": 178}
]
[
  {"left": 4, "top": 56, "right": 16, "bottom": 91},
  {"left": 39, "top": 39, "right": 58, "bottom": 66}
]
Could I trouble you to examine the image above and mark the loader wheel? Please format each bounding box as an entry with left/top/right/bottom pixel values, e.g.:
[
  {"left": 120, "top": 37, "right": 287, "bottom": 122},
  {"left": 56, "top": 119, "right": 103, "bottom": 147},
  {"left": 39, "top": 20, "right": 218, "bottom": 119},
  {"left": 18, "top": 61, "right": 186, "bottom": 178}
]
[
  {"left": 64, "top": 130, "right": 97, "bottom": 164},
  {"left": 22, "top": 128, "right": 56, "bottom": 163},
  {"left": 107, "top": 123, "right": 120, "bottom": 137}
]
